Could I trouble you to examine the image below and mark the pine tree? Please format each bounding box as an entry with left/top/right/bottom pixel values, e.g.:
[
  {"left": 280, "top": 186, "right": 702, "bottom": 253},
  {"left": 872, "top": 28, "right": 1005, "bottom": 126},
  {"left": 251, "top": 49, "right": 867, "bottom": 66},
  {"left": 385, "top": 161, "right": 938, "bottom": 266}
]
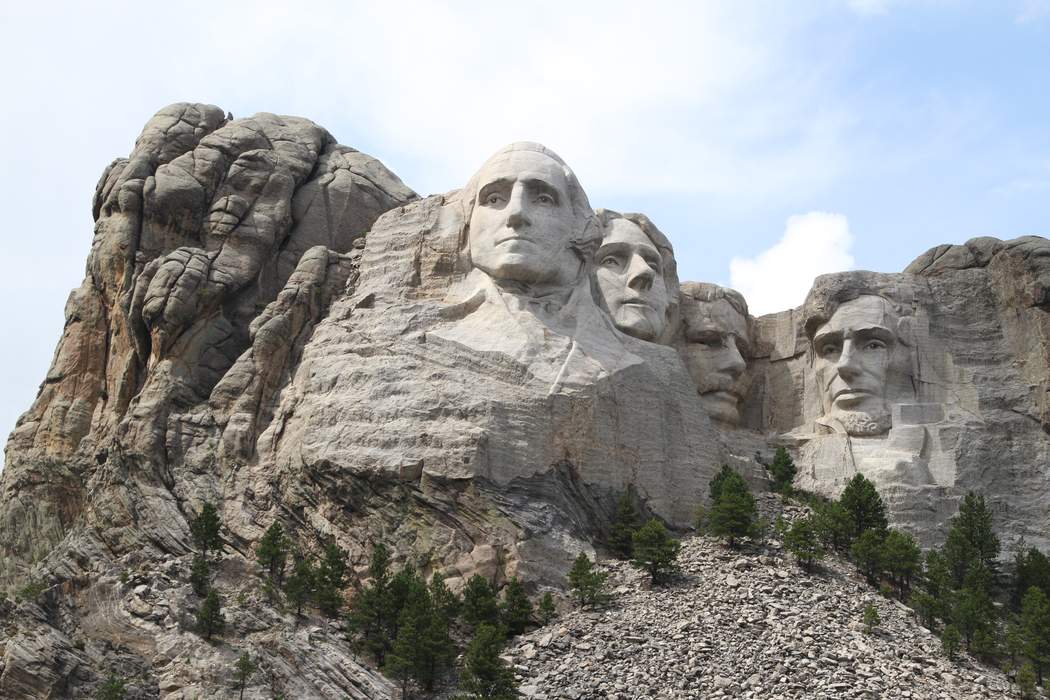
[
  {"left": 196, "top": 588, "right": 225, "bottom": 641},
  {"left": 608, "top": 487, "right": 639, "bottom": 559},
  {"left": 839, "top": 474, "right": 888, "bottom": 538},
  {"left": 1020, "top": 586, "right": 1050, "bottom": 684},
  {"left": 190, "top": 553, "right": 211, "bottom": 596},
  {"left": 944, "top": 491, "right": 1000, "bottom": 587},
  {"left": 94, "top": 674, "right": 127, "bottom": 700},
  {"left": 850, "top": 529, "right": 885, "bottom": 584},
  {"left": 190, "top": 502, "right": 223, "bottom": 559},
  {"left": 908, "top": 589, "right": 939, "bottom": 629},
  {"left": 708, "top": 464, "right": 736, "bottom": 502},
  {"left": 567, "top": 553, "right": 609, "bottom": 609},
  {"left": 952, "top": 582, "right": 995, "bottom": 650},
  {"left": 768, "top": 446, "right": 797, "bottom": 493},
  {"left": 462, "top": 574, "right": 501, "bottom": 629},
  {"left": 459, "top": 623, "right": 519, "bottom": 699},
  {"left": 347, "top": 543, "right": 394, "bottom": 664},
  {"left": 499, "top": 577, "right": 533, "bottom": 636},
  {"left": 784, "top": 516, "right": 823, "bottom": 571},
  {"left": 233, "top": 651, "right": 255, "bottom": 700},
  {"left": 880, "top": 530, "right": 921, "bottom": 598},
  {"left": 1013, "top": 546, "right": 1050, "bottom": 611},
  {"left": 812, "top": 501, "right": 855, "bottom": 552},
  {"left": 314, "top": 543, "right": 348, "bottom": 617},
  {"left": 256, "top": 522, "right": 288, "bottom": 584},
  {"left": 428, "top": 572, "right": 461, "bottom": 625},
  {"left": 631, "top": 519, "right": 681, "bottom": 584},
  {"left": 284, "top": 555, "right": 315, "bottom": 617},
  {"left": 862, "top": 604, "right": 880, "bottom": 634},
  {"left": 537, "top": 592, "right": 556, "bottom": 625},
  {"left": 708, "top": 468, "right": 758, "bottom": 548},
  {"left": 1017, "top": 662, "right": 1038, "bottom": 699},
  {"left": 941, "top": 624, "right": 961, "bottom": 660}
]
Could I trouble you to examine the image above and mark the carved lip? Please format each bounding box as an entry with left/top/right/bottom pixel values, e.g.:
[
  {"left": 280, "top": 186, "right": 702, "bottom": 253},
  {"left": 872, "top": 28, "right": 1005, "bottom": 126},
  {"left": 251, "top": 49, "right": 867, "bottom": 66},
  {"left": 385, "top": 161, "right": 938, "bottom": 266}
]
[
  {"left": 702, "top": 389, "right": 741, "bottom": 402},
  {"left": 494, "top": 232, "right": 532, "bottom": 245},
  {"left": 620, "top": 298, "right": 652, "bottom": 309},
  {"left": 833, "top": 388, "right": 873, "bottom": 400}
]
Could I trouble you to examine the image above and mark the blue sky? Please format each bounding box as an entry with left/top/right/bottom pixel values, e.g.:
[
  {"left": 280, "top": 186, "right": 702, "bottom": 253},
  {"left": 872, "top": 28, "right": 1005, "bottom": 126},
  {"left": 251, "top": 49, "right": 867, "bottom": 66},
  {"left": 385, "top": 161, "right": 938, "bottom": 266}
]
[{"left": 0, "top": 0, "right": 1048, "bottom": 446}]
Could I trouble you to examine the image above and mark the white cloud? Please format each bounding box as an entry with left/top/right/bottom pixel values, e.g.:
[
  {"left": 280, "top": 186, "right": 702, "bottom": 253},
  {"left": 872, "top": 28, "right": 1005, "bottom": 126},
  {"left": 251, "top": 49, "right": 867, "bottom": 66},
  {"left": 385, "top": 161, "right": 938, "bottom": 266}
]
[{"left": 729, "top": 212, "right": 856, "bottom": 315}]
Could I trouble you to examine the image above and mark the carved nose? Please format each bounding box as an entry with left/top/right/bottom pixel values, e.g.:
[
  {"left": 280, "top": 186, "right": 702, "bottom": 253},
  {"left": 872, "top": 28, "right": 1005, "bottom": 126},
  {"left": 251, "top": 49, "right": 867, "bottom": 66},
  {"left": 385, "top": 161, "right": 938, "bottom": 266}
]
[
  {"left": 722, "top": 341, "right": 746, "bottom": 377},
  {"left": 836, "top": 342, "right": 861, "bottom": 380},
  {"left": 505, "top": 189, "right": 530, "bottom": 229},
  {"left": 626, "top": 254, "right": 654, "bottom": 292}
]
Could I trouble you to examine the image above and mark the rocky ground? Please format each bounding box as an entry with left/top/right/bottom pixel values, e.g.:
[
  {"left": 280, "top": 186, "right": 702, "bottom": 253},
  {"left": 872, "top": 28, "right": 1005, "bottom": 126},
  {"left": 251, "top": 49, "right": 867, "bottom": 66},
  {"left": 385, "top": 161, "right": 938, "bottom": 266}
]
[{"left": 504, "top": 534, "right": 1029, "bottom": 699}]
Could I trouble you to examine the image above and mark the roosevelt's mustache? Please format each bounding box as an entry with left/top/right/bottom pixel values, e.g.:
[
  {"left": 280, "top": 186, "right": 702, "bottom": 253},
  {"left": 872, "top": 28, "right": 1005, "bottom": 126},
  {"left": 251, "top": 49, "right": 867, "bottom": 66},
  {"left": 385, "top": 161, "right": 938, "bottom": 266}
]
[{"left": 700, "top": 375, "right": 743, "bottom": 395}]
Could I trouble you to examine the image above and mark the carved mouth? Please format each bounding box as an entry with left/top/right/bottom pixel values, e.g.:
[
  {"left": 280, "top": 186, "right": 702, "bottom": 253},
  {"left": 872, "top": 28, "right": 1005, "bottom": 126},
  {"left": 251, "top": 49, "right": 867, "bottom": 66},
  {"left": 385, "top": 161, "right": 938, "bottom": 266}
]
[
  {"left": 703, "top": 389, "right": 741, "bottom": 403},
  {"left": 833, "top": 388, "right": 872, "bottom": 399},
  {"left": 621, "top": 299, "right": 652, "bottom": 310}
]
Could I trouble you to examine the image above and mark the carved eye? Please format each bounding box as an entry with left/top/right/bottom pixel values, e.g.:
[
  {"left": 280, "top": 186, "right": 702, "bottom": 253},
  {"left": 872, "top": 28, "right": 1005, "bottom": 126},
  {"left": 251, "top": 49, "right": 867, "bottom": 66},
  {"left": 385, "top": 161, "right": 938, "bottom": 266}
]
[
  {"left": 536, "top": 192, "right": 555, "bottom": 205},
  {"left": 484, "top": 192, "right": 504, "bottom": 206},
  {"left": 601, "top": 255, "right": 621, "bottom": 268},
  {"left": 820, "top": 343, "right": 840, "bottom": 358},
  {"left": 864, "top": 339, "right": 886, "bottom": 351}
]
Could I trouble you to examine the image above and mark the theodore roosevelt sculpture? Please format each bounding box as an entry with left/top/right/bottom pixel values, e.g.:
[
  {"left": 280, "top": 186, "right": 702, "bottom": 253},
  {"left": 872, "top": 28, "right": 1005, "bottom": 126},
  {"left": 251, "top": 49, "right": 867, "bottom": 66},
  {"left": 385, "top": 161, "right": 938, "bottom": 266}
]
[
  {"left": 678, "top": 282, "right": 752, "bottom": 425},
  {"left": 593, "top": 209, "right": 678, "bottom": 343}
]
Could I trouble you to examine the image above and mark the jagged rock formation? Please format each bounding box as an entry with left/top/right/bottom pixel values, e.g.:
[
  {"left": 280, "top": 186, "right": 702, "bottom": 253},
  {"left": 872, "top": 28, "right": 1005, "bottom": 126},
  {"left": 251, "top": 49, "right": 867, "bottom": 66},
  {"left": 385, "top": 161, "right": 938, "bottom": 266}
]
[{"left": 2, "top": 103, "right": 1048, "bottom": 697}]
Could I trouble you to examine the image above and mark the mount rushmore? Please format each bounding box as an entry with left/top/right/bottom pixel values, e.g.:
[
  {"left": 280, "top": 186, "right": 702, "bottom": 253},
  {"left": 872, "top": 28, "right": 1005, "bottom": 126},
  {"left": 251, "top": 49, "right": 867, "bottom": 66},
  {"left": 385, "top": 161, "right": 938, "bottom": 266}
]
[{"left": 1, "top": 103, "right": 1049, "bottom": 696}]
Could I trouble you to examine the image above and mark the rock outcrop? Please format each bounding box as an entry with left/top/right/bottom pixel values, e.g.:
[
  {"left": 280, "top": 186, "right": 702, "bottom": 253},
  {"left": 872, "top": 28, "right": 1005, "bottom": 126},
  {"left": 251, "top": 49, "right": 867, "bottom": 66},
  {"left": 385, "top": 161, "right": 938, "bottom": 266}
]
[{"left": 2, "top": 104, "right": 1048, "bottom": 698}]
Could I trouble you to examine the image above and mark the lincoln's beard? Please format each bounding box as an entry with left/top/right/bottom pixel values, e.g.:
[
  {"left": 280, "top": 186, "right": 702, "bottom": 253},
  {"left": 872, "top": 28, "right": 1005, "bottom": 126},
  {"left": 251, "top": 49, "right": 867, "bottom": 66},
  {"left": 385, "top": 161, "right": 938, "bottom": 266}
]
[{"left": 828, "top": 408, "right": 891, "bottom": 437}]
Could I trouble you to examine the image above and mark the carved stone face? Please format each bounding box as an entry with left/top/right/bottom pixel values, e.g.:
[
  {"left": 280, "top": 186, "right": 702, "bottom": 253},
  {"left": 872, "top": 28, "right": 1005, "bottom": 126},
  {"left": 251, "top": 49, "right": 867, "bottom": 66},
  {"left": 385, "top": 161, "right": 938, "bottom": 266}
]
[
  {"left": 811, "top": 295, "right": 900, "bottom": 436},
  {"left": 681, "top": 295, "right": 751, "bottom": 425},
  {"left": 468, "top": 149, "right": 580, "bottom": 287},
  {"left": 595, "top": 218, "right": 670, "bottom": 341}
]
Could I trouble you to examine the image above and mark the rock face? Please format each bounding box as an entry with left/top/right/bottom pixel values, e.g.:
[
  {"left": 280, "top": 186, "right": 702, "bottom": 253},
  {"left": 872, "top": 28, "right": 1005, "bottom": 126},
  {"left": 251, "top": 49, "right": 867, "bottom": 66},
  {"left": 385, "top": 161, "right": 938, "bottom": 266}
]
[
  {"left": 2, "top": 105, "right": 1049, "bottom": 697},
  {"left": 748, "top": 238, "right": 1050, "bottom": 550}
]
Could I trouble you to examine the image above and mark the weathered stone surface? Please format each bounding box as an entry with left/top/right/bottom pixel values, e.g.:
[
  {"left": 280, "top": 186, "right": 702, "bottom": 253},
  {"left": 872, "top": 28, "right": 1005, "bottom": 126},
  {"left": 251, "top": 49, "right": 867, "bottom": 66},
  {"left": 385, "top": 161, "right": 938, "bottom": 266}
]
[
  {"left": 749, "top": 240, "right": 1050, "bottom": 550},
  {"left": 2, "top": 105, "right": 1048, "bottom": 699}
]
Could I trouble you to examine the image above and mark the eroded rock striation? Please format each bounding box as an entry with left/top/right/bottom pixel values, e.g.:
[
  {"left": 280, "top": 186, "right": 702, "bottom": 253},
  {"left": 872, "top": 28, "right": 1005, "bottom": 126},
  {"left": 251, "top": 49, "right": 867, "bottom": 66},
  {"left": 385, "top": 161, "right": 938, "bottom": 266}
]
[{"left": 1, "top": 105, "right": 1048, "bottom": 697}]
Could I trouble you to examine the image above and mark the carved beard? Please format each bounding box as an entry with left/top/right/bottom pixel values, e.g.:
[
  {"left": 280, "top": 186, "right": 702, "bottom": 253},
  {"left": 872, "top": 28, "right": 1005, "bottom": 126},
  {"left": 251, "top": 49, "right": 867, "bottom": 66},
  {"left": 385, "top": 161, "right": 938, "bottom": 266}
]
[{"left": 831, "top": 409, "right": 891, "bottom": 437}]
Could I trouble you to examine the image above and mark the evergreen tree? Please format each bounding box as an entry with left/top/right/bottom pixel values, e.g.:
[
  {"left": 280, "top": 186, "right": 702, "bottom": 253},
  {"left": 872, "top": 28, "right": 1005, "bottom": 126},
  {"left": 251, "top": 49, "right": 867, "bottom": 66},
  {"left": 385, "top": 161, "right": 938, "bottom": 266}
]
[
  {"left": 708, "top": 464, "right": 736, "bottom": 502},
  {"left": 862, "top": 604, "right": 880, "bottom": 634},
  {"left": 944, "top": 492, "right": 1000, "bottom": 587},
  {"left": 347, "top": 543, "right": 394, "bottom": 664},
  {"left": 952, "top": 583, "right": 996, "bottom": 650},
  {"left": 190, "top": 502, "right": 223, "bottom": 559},
  {"left": 233, "top": 651, "right": 255, "bottom": 700},
  {"left": 708, "top": 469, "right": 758, "bottom": 548},
  {"left": 256, "top": 522, "right": 288, "bottom": 584},
  {"left": 499, "top": 577, "right": 533, "bottom": 636},
  {"left": 1013, "top": 546, "right": 1050, "bottom": 611},
  {"left": 462, "top": 574, "right": 500, "bottom": 629},
  {"left": 385, "top": 573, "right": 453, "bottom": 695},
  {"left": 95, "top": 674, "right": 127, "bottom": 700},
  {"left": 1021, "top": 586, "right": 1050, "bottom": 684},
  {"left": 784, "top": 516, "right": 823, "bottom": 571},
  {"left": 908, "top": 589, "right": 939, "bottom": 630},
  {"left": 1017, "top": 662, "right": 1038, "bottom": 699},
  {"left": 850, "top": 529, "right": 885, "bottom": 584},
  {"left": 608, "top": 487, "right": 639, "bottom": 559},
  {"left": 190, "top": 553, "right": 211, "bottom": 596},
  {"left": 812, "top": 501, "right": 855, "bottom": 552},
  {"left": 196, "top": 588, "right": 225, "bottom": 641},
  {"left": 537, "top": 592, "right": 556, "bottom": 625},
  {"left": 459, "top": 623, "right": 519, "bottom": 699},
  {"left": 923, "top": 550, "right": 953, "bottom": 622},
  {"left": 386, "top": 567, "right": 425, "bottom": 645},
  {"left": 284, "top": 554, "right": 315, "bottom": 617},
  {"left": 428, "top": 572, "right": 461, "bottom": 625},
  {"left": 880, "top": 530, "right": 921, "bottom": 598},
  {"left": 314, "top": 543, "right": 348, "bottom": 617},
  {"left": 839, "top": 474, "right": 888, "bottom": 538},
  {"left": 941, "top": 624, "right": 961, "bottom": 660},
  {"left": 631, "top": 519, "right": 681, "bottom": 584},
  {"left": 568, "top": 553, "right": 609, "bottom": 609},
  {"left": 768, "top": 446, "right": 797, "bottom": 493},
  {"left": 1005, "top": 615, "right": 1026, "bottom": 668}
]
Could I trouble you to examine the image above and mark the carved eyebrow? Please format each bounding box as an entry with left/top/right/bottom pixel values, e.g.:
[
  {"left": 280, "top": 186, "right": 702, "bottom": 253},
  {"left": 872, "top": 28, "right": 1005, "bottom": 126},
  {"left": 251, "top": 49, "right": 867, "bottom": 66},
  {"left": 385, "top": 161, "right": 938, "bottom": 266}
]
[
  {"left": 595, "top": 241, "right": 629, "bottom": 258},
  {"left": 477, "top": 178, "right": 513, "bottom": 199},
  {"left": 522, "top": 178, "right": 562, "bottom": 203},
  {"left": 812, "top": 329, "right": 843, "bottom": 348}
]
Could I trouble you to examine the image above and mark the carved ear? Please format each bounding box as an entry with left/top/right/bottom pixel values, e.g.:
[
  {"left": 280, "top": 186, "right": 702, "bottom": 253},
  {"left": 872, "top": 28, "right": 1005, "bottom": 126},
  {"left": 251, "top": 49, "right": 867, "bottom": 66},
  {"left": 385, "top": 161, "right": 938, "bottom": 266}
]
[
  {"left": 895, "top": 316, "right": 915, "bottom": 348},
  {"left": 570, "top": 215, "right": 602, "bottom": 263}
]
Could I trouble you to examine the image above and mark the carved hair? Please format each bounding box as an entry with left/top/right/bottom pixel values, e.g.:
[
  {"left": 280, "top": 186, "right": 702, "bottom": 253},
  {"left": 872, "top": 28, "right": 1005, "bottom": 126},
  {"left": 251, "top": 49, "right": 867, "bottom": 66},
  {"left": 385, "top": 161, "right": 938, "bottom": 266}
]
[
  {"left": 678, "top": 282, "right": 748, "bottom": 319},
  {"left": 801, "top": 274, "right": 916, "bottom": 347},
  {"left": 458, "top": 142, "right": 599, "bottom": 272}
]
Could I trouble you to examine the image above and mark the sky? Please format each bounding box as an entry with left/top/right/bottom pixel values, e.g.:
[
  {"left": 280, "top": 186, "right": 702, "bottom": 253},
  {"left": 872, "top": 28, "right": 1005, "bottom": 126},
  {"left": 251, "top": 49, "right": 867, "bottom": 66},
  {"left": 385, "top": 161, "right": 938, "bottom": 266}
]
[{"left": 0, "top": 0, "right": 1048, "bottom": 447}]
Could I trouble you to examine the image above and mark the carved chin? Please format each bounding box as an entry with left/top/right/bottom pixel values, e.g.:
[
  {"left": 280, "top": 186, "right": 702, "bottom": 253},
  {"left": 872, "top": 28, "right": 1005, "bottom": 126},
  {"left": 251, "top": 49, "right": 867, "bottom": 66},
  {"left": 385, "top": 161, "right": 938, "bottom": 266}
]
[
  {"left": 700, "top": 391, "right": 741, "bottom": 425},
  {"left": 828, "top": 410, "right": 891, "bottom": 437},
  {"left": 613, "top": 306, "right": 661, "bottom": 341}
]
